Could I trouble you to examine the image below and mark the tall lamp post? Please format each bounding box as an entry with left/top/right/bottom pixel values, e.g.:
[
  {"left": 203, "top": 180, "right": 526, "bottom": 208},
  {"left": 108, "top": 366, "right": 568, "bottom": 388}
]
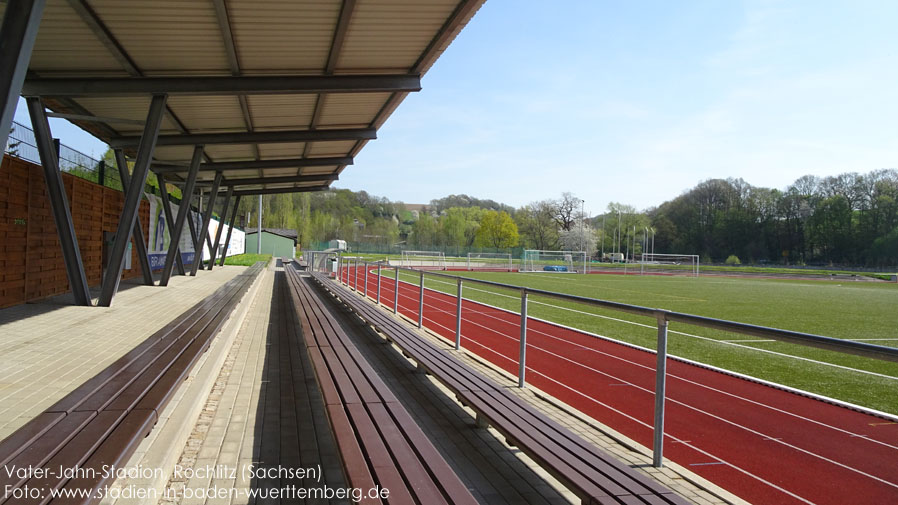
[
  {"left": 601, "top": 214, "right": 606, "bottom": 260},
  {"left": 579, "top": 199, "right": 585, "bottom": 253},
  {"left": 616, "top": 210, "right": 622, "bottom": 262}
]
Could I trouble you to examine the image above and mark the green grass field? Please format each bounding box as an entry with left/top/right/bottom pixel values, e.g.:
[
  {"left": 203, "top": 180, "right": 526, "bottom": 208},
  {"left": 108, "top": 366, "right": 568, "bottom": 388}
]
[
  {"left": 385, "top": 268, "right": 898, "bottom": 414},
  {"left": 223, "top": 253, "right": 272, "bottom": 266}
]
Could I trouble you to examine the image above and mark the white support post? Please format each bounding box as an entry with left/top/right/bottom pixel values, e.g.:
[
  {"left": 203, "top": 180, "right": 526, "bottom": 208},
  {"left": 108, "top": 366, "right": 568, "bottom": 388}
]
[
  {"left": 455, "top": 278, "right": 463, "bottom": 350},
  {"left": 417, "top": 270, "right": 424, "bottom": 329},
  {"left": 394, "top": 267, "right": 399, "bottom": 314}
]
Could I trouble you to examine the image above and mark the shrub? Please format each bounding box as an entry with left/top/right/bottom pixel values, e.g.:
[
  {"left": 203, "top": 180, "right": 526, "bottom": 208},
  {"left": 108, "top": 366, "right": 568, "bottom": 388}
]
[{"left": 725, "top": 255, "right": 741, "bottom": 265}]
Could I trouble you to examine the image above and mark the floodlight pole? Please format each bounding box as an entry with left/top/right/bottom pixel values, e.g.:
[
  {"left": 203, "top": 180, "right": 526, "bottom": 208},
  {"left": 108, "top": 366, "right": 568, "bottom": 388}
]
[
  {"left": 579, "top": 199, "right": 585, "bottom": 254},
  {"left": 601, "top": 214, "right": 606, "bottom": 260},
  {"left": 616, "top": 210, "right": 621, "bottom": 262},
  {"left": 642, "top": 227, "right": 648, "bottom": 275}
]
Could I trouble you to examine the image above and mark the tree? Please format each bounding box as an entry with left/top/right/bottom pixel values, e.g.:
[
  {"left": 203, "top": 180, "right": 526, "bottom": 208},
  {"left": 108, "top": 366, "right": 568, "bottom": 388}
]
[
  {"left": 559, "top": 224, "right": 597, "bottom": 257},
  {"left": 475, "top": 210, "right": 519, "bottom": 249},
  {"left": 516, "top": 200, "right": 559, "bottom": 249},
  {"left": 553, "top": 192, "right": 579, "bottom": 231}
]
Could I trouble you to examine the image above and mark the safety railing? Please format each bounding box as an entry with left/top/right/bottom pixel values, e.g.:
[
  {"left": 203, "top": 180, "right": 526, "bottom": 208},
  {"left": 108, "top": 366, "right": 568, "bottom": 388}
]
[{"left": 321, "top": 256, "right": 898, "bottom": 468}]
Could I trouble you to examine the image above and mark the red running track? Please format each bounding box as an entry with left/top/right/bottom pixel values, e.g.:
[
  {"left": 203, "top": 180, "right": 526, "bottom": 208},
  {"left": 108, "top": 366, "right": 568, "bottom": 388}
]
[{"left": 339, "top": 266, "right": 898, "bottom": 505}]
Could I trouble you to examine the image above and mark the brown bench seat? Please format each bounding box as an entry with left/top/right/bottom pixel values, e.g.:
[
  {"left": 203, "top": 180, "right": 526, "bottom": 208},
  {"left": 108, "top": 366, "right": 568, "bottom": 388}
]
[
  {"left": 309, "top": 270, "right": 690, "bottom": 505},
  {"left": 0, "top": 262, "right": 264, "bottom": 505},
  {"left": 283, "top": 266, "right": 477, "bottom": 505}
]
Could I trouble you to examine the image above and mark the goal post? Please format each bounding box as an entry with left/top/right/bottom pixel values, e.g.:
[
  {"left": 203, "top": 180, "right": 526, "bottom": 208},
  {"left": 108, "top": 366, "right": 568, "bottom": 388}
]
[
  {"left": 521, "top": 250, "right": 588, "bottom": 273},
  {"left": 640, "top": 253, "right": 700, "bottom": 277},
  {"left": 400, "top": 250, "right": 447, "bottom": 270},
  {"left": 466, "top": 252, "right": 513, "bottom": 271}
]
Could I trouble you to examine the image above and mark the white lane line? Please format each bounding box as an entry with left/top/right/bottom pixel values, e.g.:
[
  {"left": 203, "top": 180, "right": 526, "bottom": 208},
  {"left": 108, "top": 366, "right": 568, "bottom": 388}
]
[
  {"left": 384, "top": 280, "right": 898, "bottom": 490},
  {"left": 443, "top": 293, "right": 898, "bottom": 452},
  {"left": 444, "top": 282, "right": 898, "bottom": 381},
  {"left": 721, "top": 339, "right": 776, "bottom": 343}
]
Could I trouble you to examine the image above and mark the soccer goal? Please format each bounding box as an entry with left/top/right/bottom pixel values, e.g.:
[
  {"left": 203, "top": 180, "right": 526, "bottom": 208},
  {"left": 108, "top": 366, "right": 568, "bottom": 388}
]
[
  {"left": 640, "top": 253, "right": 700, "bottom": 277},
  {"left": 466, "top": 252, "right": 514, "bottom": 271},
  {"left": 400, "top": 250, "right": 447, "bottom": 270},
  {"left": 521, "top": 250, "right": 588, "bottom": 273}
]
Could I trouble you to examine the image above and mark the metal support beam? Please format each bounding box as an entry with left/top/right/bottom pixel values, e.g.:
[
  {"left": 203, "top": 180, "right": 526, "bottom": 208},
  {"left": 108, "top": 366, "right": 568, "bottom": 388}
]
[
  {"left": 156, "top": 173, "right": 185, "bottom": 277},
  {"left": 25, "top": 96, "right": 92, "bottom": 306},
  {"left": 191, "top": 172, "right": 222, "bottom": 276},
  {"left": 151, "top": 156, "right": 352, "bottom": 174},
  {"left": 518, "top": 288, "right": 528, "bottom": 388},
  {"left": 221, "top": 174, "right": 337, "bottom": 188},
  {"left": 98, "top": 94, "right": 166, "bottom": 306},
  {"left": 219, "top": 194, "right": 241, "bottom": 267},
  {"left": 653, "top": 311, "right": 670, "bottom": 468},
  {"left": 159, "top": 147, "right": 202, "bottom": 285},
  {"left": 0, "top": 0, "right": 45, "bottom": 152},
  {"left": 233, "top": 185, "right": 330, "bottom": 197},
  {"left": 109, "top": 128, "right": 375, "bottom": 148},
  {"left": 23, "top": 74, "right": 422, "bottom": 97},
  {"left": 114, "top": 149, "right": 153, "bottom": 286},
  {"left": 207, "top": 186, "right": 233, "bottom": 270}
]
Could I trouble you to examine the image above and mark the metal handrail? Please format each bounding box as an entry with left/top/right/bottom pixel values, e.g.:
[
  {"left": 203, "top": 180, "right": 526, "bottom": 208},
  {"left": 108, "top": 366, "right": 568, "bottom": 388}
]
[
  {"left": 312, "top": 255, "right": 897, "bottom": 469},
  {"left": 382, "top": 264, "right": 898, "bottom": 364}
]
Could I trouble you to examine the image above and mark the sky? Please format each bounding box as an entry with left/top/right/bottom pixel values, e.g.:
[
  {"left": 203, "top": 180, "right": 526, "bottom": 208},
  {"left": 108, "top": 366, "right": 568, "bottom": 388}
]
[{"left": 14, "top": 0, "right": 898, "bottom": 216}]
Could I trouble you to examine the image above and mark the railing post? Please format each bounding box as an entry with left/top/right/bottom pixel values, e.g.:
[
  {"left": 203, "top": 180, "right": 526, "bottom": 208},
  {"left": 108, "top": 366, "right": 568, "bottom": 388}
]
[
  {"left": 376, "top": 264, "right": 382, "bottom": 305},
  {"left": 394, "top": 266, "right": 400, "bottom": 314},
  {"left": 518, "top": 288, "right": 528, "bottom": 388},
  {"left": 355, "top": 258, "right": 360, "bottom": 291},
  {"left": 455, "top": 278, "right": 463, "bottom": 350},
  {"left": 417, "top": 270, "right": 424, "bottom": 329},
  {"left": 653, "top": 310, "right": 670, "bottom": 467},
  {"left": 364, "top": 261, "right": 369, "bottom": 298}
]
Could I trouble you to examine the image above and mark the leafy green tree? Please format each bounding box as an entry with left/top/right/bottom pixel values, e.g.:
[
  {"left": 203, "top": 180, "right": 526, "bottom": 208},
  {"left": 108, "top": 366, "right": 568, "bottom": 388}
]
[{"left": 475, "top": 210, "right": 519, "bottom": 249}]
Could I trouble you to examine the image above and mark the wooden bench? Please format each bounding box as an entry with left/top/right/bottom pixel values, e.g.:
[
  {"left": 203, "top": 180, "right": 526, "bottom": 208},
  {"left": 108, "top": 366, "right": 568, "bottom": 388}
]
[
  {"left": 0, "top": 262, "right": 264, "bottom": 505},
  {"left": 309, "top": 271, "right": 690, "bottom": 505},
  {"left": 283, "top": 266, "right": 477, "bottom": 505}
]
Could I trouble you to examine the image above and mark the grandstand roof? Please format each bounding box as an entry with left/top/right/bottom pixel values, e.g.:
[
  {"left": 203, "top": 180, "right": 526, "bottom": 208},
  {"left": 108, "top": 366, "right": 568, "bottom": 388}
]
[{"left": 13, "top": 0, "right": 485, "bottom": 194}]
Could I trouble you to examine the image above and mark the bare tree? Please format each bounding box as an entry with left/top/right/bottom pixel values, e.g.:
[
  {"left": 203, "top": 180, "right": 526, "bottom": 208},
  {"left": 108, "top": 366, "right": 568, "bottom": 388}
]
[{"left": 554, "top": 192, "right": 579, "bottom": 231}]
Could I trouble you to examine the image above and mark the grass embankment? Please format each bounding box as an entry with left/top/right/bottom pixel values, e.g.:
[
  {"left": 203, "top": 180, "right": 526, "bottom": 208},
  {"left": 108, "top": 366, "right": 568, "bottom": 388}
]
[
  {"left": 387, "top": 268, "right": 898, "bottom": 414},
  {"left": 223, "top": 253, "right": 272, "bottom": 266}
]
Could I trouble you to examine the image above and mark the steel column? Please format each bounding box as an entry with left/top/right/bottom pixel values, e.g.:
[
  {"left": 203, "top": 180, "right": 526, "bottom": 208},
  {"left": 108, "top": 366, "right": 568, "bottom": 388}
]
[
  {"left": 25, "top": 97, "right": 91, "bottom": 306},
  {"left": 653, "top": 311, "right": 670, "bottom": 467},
  {"left": 394, "top": 267, "right": 399, "bottom": 314},
  {"left": 207, "top": 186, "right": 233, "bottom": 270},
  {"left": 455, "top": 278, "right": 463, "bottom": 350},
  {"left": 417, "top": 270, "right": 424, "bottom": 329},
  {"left": 98, "top": 94, "right": 166, "bottom": 306},
  {"left": 219, "top": 194, "right": 241, "bottom": 267},
  {"left": 159, "top": 146, "right": 202, "bottom": 285},
  {"left": 0, "top": 0, "right": 45, "bottom": 152},
  {"left": 518, "top": 289, "right": 528, "bottom": 388},
  {"left": 363, "top": 262, "right": 369, "bottom": 297},
  {"left": 113, "top": 149, "right": 153, "bottom": 286},
  {"left": 191, "top": 172, "right": 222, "bottom": 276},
  {"left": 156, "top": 173, "right": 186, "bottom": 278},
  {"left": 376, "top": 264, "right": 382, "bottom": 304}
]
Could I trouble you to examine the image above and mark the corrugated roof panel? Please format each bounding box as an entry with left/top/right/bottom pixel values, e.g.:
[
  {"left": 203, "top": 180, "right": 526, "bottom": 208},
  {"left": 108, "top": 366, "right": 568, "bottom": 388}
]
[
  {"left": 74, "top": 96, "right": 182, "bottom": 134},
  {"left": 247, "top": 95, "right": 317, "bottom": 129},
  {"left": 301, "top": 165, "right": 340, "bottom": 176},
  {"left": 220, "top": 169, "right": 259, "bottom": 178},
  {"left": 337, "top": 0, "right": 459, "bottom": 71},
  {"left": 306, "top": 140, "right": 357, "bottom": 156},
  {"left": 166, "top": 96, "right": 246, "bottom": 132},
  {"left": 259, "top": 167, "right": 305, "bottom": 177},
  {"left": 152, "top": 145, "right": 200, "bottom": 162},
  {"left": 29, "top": 0, "right": 125, "bottom": 73},
  {"left": 258, "top": 142, "right": 307, "bottom": 158},
  {"left": 88, "top": 0, "right": 229, "bottom": 73},
  {"left": 317, "top": 92, "right": 391, "bottom": 128},
  {"left": 204, "top": 144, "right": 256, "bottom": 160},
  {"left": 229, "top": 0, "right": 341, "bottom": 72}
]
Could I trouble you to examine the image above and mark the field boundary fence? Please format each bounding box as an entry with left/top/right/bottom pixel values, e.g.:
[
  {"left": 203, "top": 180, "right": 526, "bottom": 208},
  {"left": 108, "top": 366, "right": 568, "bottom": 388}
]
[{"left": 308, "top": 255, "right": 898, "bottom": 469}]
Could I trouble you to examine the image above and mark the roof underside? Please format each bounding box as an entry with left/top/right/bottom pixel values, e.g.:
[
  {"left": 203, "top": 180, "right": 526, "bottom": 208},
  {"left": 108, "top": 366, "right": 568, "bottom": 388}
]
[{"left": 18, "top": 0, "right": 485, "bottom": 194}]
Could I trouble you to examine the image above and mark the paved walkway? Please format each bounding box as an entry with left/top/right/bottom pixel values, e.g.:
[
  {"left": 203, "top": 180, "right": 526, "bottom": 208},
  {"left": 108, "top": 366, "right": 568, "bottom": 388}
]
[
  {"left": 0, "top": 267, "right": 245, "bottom": 440},
  {"left": 159, "top": 266, "right": 747, "bottom": 505}
]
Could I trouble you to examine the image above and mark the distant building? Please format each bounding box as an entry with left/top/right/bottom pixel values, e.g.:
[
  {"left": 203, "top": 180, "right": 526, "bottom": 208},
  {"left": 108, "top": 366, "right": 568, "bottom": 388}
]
[{"left": 245, "top": 228, "right": 297, "bottom": 258}]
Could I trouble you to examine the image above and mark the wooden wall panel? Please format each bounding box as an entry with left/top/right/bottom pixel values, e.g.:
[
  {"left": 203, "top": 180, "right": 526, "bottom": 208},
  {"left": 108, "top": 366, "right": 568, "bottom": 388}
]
[{"left": 0, "top": 155, "right": 152, "bottom": 308}]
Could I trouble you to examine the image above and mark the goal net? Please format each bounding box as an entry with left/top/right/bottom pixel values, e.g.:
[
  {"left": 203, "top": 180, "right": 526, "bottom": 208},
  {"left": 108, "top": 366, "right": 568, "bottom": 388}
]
[
  {"left": 400, "top": 250, "right": 447, "bottom": 270},
  {"left": 521, "top": 250, "right": 588, "bottom": 273},
  {"left": 466, "top": 252, "right": 513, "bottom": 271},
  {"left": 639, "top": 253, "right": 700, "bottom": 277}
]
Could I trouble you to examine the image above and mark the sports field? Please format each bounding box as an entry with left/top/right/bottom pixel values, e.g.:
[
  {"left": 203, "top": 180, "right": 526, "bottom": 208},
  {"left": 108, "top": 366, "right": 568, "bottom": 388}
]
[{"left": 391, "top": 268, "right": 898, "bottom": 414}]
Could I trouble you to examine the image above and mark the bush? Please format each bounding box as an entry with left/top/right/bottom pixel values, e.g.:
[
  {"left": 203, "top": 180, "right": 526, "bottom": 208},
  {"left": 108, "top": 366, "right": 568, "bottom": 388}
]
[{"left": 725, "top": 255, "right": 741, "bottom": 265}]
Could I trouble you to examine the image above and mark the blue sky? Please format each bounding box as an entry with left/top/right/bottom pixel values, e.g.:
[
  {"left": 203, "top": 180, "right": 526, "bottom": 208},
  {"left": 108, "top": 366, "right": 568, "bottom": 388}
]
[{"left": 16, "top": 0, "right": 898, "bottom": 215}]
